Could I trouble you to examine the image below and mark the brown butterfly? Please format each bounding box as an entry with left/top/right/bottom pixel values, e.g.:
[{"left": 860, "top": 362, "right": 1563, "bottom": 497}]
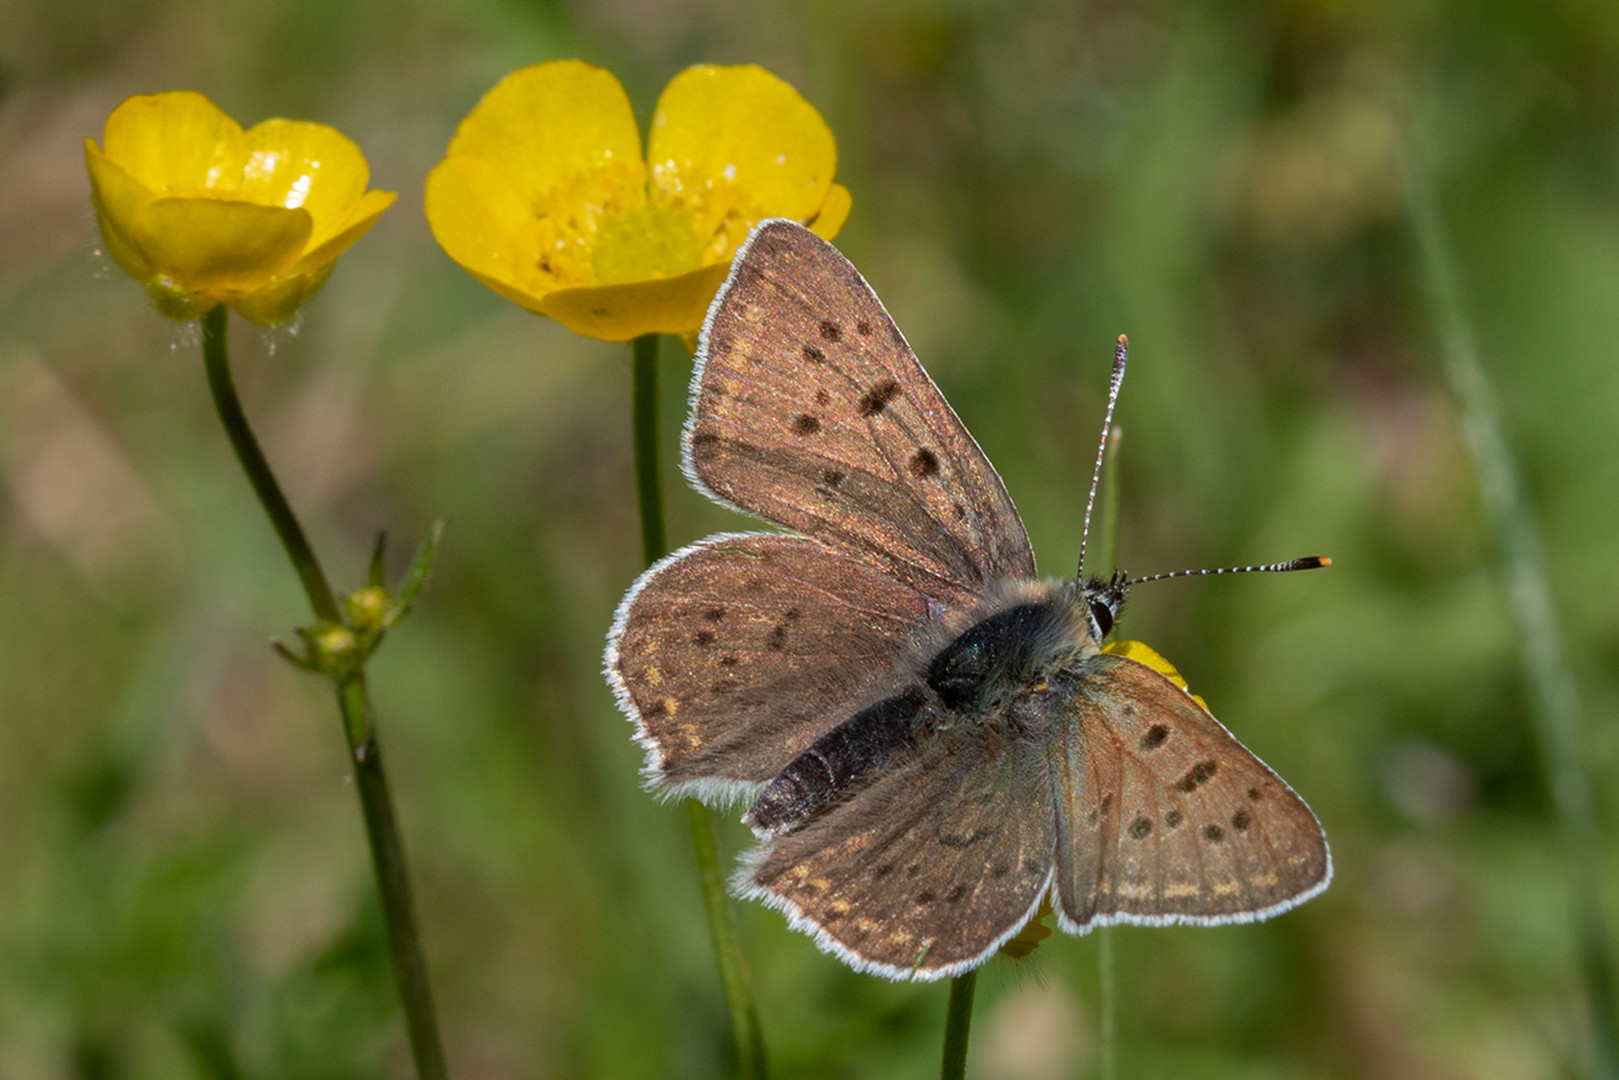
[{"left": 605, "top": 220, "right": 1330, "bottom": 981}]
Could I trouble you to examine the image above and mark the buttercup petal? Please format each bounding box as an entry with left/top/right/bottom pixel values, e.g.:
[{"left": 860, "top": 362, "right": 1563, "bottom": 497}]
[
  {"left": 424, "top": 154, "right": 548, "bottom": 302},
  {"left": 998, "top": 898, "right": 1053, "bottom": 958},
  {"left": 808, "top": 182, "right": 852, "bottom": 240},
  {"left": 295, "top": 189, "right": 397, "bottom": 273},
  {"left": 538, "top": 261, "right": 731, "bottom": 342},
  {"left": 241, "top": 118, "right": 374, "bottom": 246},
  {"left": 84, "top": 141, "right": 158, "bottom": 282},
  {"left": 648, "top": 65, "right": 839, "bottom": 229},
  {"left": 230, "top": 263, "right": 337, "bottom": 325},
  {"left": 1103, "top": 640, "right": 1212, "bottom": 713},
  {"left": 102, "top": 91, "right": 246, "bottom": 197},
  {"left": 128, "top": 197, "right": 311, "bottom": 294},
  {"left": 445, "top": 60, "right": 646, "bottom": 211}
]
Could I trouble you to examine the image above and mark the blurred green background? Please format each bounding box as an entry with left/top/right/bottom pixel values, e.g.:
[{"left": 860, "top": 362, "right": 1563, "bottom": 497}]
[{"left": 3, "top": 0, "right": 1619, "bottom": 1076}]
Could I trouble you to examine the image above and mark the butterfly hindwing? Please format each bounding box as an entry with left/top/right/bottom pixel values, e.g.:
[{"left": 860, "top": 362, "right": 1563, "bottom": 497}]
[
  {"left": 1049, "top": 654, "right": 1331, "bottom": 930},
  {"left": 740, "top": 695, "right": 1055, "bottom": 980},
  {"left": 685, "top": 220, "right": 1035, "bottom": 610},
  {"left": 607, "top": 532, "right": 937, "bottom": 798}
]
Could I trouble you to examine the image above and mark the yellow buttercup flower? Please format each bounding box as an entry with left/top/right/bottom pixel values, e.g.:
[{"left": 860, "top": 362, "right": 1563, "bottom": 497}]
[
  {"left": 1104, "top": 639, "right": 1213, "bottom": 714},
  {"left": 998, "top": 897, "right": 1054, "bottom": 958},
  {"left": 426, "top": 60, "right": 852, "bottom": 342},
  {"left": 85, "top": 91, "right": 396, "bottom": 325}
]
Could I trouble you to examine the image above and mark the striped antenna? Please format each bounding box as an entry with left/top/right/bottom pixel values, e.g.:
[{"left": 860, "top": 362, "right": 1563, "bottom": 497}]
[
  {"left": 1126, "top": 556, "right": 1332, "bottom": 587},
  {"left": 1077, "top": 335, "right": 1129, "bottom": 581}
]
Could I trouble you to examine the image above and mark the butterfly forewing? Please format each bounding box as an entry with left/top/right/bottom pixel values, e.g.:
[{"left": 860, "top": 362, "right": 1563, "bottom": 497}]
[
  {"left": 685, "top": 220, "right": 1035, "bottom": 610},
  {"left": 1050, "top": 655, "right": 1330, "bottom": 929},
  {"left": 608, "top": 533, "right": 937, "bottom": 796},
  {"left": 740, "top": 698, "right": 1056, "bottom": 980}
]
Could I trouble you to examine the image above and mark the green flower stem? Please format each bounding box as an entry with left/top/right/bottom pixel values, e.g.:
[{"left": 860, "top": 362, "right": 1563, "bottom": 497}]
[
  {"left": 200, "top": 305, "right": 449, "bottom": 1080},
  {"left": 337, "top": 677, "right": 450, "bottom": 1080},
  {"left": 631, "top": 333, "right": 669, "bottom": 563},
  {"left": 1401, "top": 138, "right": 1619, "bottom": 1078},
  {"left": 630, "top": 332, "right": 768, "bottom": 1080},
  {"left": 940, "top": 970, "right": 977, "bottom": 1080},
  {"left": 1098, "top": 932, "right": 1117, "bottom": 1080},
  {"left": 201, "top": 306, "right": 341, "bottom": 625},
  {"left": 685, "top": 798, "right": 769, "bottom": 1079}
]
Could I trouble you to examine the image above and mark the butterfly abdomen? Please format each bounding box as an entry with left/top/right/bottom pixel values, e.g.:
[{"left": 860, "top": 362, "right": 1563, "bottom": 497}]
[{"left": 746, "top": 687, "right": 931, "bottom": 833}]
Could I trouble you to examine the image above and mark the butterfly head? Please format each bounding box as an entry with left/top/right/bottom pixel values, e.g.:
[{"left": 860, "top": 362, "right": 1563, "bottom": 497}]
[{"left": 1075, "top": 570, "right": 1128, "bottom": 645}]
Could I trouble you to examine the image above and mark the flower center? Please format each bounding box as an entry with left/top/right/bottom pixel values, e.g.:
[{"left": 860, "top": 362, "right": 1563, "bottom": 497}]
[{"left": 588, "top": 203, "right": 703, "bottom": 285}]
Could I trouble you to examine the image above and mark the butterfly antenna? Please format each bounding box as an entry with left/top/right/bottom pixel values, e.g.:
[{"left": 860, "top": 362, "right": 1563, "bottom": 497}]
[
  {"left": 1126, "top": 556, "right": 1332, "bottom": 587},
  {"left": 1077, "top": 335, "right": 1130, "bottom": 581}
]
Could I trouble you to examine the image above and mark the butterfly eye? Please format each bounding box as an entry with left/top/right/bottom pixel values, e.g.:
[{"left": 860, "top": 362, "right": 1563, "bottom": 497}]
[{"left": 1089, "top": 599, "right": 1115, "bottom": 639}]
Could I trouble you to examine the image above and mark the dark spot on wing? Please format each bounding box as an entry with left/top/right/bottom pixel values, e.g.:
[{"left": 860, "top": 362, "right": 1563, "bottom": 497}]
[
  {"left": 1100, "top": 794, "right": 1112, "bottom": 812},
  {"left": 815, "top": 389, "right": 832, "bottom": 406},
  {"left": 1175, "top": 760, "right": 1218, "bottom": 792},
  {"left": 908, "top": 448, "right": 940, "bottom": 479},
  {"left": 858, "top": 379, "right": 901, "bottom": 416},
  {"left": 906, "top": 863, "right": 922, "bottom": 878},
  {"left": 711, "top": 335, "right": 732, "bottom": 356},
  {"left": 1165, "top": 809, "right": 1183, "bottom": 828},
  {"left": 947, "top": 885, "right": 968, "bottom": 903},
  {"left": 856, "top": 319, "right": 872, "bottom": 336},
  {"left": 1231, "top": 809, "right": 1250, "bottom": 832},
  {"left": 691, "top": 431, "right": 720, "bottom": 450},
  {"left": 1022, "top": 858, "right": 1043, "bottom": 876},
  {"left": 1140, "top": 724, "right": 1169, "bottom": 749},
  {"left": 821, "top": 907, "right": 844, "bottom": 923},
  {"left": 940, "top": 827, "right": 993, "bottom": 849},
  {"left": 711, "top": 679, "right": 739, "bottom": 694},
  {"left": 915, "top": 890, "right": 936, "bottom": 905},
  {"left": 1128, "top": 816, "right": 1153, "bottom": 839},
  {"left": 651, "top": 698, "right": 671, "bottom": 715},
  {"left": 819, "top": 320, "right": 841, "bottom": 342},
  {"left": 719, "top": 655, "right": 738, "bottom": 667},
  {"left": 991, "top": 863, "right": 1009, "bottom": 878},
  {"left": 802, "top": 344, "right": 826, "bottom": 364},
  {"left": 693, "top": 630, "right": 715, "bottom": 646},
  {"left": 874, "top": 863, "right": 893, "bottom": 878},
  {"left": 952, "top": 502, "right": 967, "bottom": 520},
  {"left": 784, "top": 607, "right": 802, "bottom": 622},
  {"left": 767, "top": 625, "right": 787, "bottom": 651},
  {"left": 822, "top": 468, "right": 845, "bottom": 488},
  {"left": 793, "top": 414, "right": 821, "bottom": 435},
  {"left": 1247, "top": 786, "right": 1264, "bottom": 800},
  {"left": 703, "top": 607, "right": 725, "bottom": 621},
  {"left": 1204, "top": 824, "right": 1225, "bottom": 843}
]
